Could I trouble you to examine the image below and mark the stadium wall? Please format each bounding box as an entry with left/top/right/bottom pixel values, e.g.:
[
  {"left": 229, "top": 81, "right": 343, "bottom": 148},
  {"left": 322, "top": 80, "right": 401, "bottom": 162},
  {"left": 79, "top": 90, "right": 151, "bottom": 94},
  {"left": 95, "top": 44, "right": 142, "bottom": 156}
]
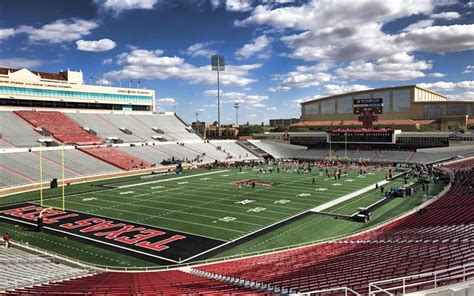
[{"left": 299, "top": 85, "right": 474, "bottom": 131}]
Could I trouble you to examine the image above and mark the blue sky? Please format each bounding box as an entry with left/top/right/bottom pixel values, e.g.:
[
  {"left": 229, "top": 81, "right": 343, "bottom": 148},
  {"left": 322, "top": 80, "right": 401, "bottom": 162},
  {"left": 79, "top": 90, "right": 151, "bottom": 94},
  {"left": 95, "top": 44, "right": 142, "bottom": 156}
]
[{"left": 0, "top": 0, "right": 473, "bottom": 124}]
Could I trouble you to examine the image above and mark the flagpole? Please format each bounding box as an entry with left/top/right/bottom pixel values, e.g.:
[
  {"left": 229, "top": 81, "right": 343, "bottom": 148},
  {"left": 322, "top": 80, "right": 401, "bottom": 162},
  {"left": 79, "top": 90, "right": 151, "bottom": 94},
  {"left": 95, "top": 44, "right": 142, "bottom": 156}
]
[
  {"left": 39, "top": 143, "right": 43, "bottom": 207},
  {"left": 62, "top": 144, "right": 65, "bottom": 211}
]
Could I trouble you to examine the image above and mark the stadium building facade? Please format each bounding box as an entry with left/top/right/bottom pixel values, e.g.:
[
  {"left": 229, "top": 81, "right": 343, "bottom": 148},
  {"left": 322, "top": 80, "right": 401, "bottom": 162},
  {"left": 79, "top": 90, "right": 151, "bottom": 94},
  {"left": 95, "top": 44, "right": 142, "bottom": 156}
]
[
  {"left": 296, "top": 85, "right": 474, "bottom": 131},
  {"left": 0, "top": 67, "right": 155, "bottom": 112}
]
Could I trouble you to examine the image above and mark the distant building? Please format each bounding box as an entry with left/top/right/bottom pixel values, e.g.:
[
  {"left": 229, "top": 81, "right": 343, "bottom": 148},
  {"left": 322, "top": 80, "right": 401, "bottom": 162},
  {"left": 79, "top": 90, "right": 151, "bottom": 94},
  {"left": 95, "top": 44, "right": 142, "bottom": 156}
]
[
  {"left": 0, "top": 67, "right": 155, "bottom": 112},
  {"left": 296, "top": 85, "right": 474, "bottom": 132},
  {"left": 269, "top": 118, "right": 300, "bottom": 127},
  {"left": 191, "top": 121, "right": 239, "bottom": 139}
]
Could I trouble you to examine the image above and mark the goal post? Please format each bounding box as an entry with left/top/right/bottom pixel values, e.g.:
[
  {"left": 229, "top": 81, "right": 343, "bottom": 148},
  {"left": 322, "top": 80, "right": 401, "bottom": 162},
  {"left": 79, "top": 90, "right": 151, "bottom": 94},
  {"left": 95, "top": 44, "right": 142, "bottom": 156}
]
[{"left": 38, "top": 144, "right": 66, "bottom": 211}]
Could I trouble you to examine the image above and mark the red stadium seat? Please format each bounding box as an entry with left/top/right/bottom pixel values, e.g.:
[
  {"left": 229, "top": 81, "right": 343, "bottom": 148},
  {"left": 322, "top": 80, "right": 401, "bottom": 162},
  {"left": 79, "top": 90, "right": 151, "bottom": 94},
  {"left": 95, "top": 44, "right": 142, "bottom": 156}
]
[
  {"left": 80, "top": 147, "right": 151, "bottom": 171},
  {"left": 15, "top": 110, "right": 104, "bottom": 145}
]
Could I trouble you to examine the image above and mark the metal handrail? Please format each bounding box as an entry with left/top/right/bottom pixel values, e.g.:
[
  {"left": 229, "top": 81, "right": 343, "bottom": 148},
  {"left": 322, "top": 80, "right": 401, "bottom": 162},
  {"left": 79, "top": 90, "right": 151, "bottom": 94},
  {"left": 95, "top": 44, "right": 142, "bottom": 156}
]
[
  {"left": 296, "top": 286, "right": 361, "bottom": 296},
  {"left": 369, "top": 263, "right": 474, "bottom": 295}
]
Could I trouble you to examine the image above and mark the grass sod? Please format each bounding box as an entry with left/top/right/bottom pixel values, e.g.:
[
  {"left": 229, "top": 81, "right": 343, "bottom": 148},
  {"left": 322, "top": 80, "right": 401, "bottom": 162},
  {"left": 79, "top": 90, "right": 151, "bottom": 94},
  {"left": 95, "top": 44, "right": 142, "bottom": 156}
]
[
  {"left": 327, "top": 178, "right": 408, "bottom": 215},
  {"left": 36, "top": 167, "right": 387, "bottom": 241},
  {"left": 0, "top": 168, "right": 214, "bottom": 207},
  {"left": 0, "top": 166, "right": 393, "bottom": 267},
  {"left": 212, "top": 181, "right": 445, "bottom": 258}
]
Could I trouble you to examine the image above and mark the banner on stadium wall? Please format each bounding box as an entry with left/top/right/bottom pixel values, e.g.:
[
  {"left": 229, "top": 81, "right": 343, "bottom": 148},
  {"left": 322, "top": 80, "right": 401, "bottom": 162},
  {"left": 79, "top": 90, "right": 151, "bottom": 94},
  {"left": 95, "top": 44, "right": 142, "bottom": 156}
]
[{"left": 0, "top": 203, "right": 225, "bottom": 264}]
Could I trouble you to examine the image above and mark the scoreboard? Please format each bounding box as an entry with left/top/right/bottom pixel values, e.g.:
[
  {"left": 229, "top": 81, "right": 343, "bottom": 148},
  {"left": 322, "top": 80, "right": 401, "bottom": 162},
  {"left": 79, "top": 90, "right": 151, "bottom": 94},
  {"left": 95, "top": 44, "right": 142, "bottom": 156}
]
[
  {"left": 353, "top": 98, "right": 383, "bottom": 114},
  {"left": 328, "top": 129, "right": 396, "bottom": 144}
]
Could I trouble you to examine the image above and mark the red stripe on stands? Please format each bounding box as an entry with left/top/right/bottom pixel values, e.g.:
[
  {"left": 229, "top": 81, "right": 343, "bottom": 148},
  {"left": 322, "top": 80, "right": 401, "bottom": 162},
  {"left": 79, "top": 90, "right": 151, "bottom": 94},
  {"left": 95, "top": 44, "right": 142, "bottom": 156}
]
[
  {"left": 0, "top": 164, "right": 36, "bottom": 182},
  {"left": 96, "top": 114, "right": 146, "bottom": 142},
  {"left": 32, "top": 152, "right": 82, "bottom": 177}
]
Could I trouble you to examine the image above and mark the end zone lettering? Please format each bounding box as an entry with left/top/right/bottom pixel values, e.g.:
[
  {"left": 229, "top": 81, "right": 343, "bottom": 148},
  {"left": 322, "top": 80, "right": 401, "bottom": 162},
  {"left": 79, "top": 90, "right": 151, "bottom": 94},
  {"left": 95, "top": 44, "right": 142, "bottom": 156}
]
[{"left": 0, "top": 203, "right": 224, "bottom": 263}]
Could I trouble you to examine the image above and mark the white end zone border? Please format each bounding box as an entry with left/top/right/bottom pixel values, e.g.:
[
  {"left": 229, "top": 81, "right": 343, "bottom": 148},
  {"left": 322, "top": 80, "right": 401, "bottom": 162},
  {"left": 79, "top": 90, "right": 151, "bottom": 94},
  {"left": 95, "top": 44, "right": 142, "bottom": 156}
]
[
  {"left": 310, "top": 180, "right": 390, "bottom": 212},
  {"left": 116, "top": 169, "right": 230, "bottom": 189}
]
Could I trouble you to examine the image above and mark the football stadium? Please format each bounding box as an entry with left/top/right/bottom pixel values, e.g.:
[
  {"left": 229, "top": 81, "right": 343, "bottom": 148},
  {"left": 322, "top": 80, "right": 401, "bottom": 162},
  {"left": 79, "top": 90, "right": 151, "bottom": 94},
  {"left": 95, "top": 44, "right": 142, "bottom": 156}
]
[{"left": 0, "top": 1, "right": 473, "bottom": 295}]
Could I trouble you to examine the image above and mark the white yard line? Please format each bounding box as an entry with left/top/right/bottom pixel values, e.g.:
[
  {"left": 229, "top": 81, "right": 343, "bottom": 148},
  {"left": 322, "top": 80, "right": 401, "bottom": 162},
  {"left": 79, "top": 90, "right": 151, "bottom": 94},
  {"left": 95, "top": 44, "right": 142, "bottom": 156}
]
[
  {"left": 310, "top": 179, "right": 389, "bottom": 212},
  {"left": 117, "top": 170, "right": 229, "bottom": 189}
]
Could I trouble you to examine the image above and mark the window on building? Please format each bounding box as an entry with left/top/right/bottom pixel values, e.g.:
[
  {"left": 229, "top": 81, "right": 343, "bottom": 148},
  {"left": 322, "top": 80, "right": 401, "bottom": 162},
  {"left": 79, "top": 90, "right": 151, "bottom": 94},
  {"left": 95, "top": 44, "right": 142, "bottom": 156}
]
[
  {"left": 373, "top": 91, "right": 390, "bottom": 112},
  {"left": 304, "top": 103, "right": 319, "bottom": 115},
  {"left": 392, "top": 89, "right": 411, "bottom": 112},
  {"left": 424, "top": 105, "right": 442, "bottom": 119},
  {"left": 447, "top": 104, "right": 467, "bottom": 116},
  {"left": 337, "top": 96, "right": 352, "bottom": 113},
  {"left": 321, "top": 99, "right": 336, "bottom": 114}
]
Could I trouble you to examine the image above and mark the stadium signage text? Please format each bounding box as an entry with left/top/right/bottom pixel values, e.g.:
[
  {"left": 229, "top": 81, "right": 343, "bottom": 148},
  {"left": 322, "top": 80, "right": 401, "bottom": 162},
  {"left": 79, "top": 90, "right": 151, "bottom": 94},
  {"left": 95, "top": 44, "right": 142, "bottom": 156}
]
[{"left": 0, "top": 203, "right": 224, "bottom": 263}]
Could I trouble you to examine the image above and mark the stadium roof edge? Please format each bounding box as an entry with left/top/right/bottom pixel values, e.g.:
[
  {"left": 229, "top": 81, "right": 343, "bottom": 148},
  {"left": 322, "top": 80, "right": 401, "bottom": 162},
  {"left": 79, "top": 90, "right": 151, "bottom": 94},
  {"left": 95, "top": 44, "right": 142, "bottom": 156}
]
[{"left": 299, "top": 85, "right": 447, "bottom": 106}]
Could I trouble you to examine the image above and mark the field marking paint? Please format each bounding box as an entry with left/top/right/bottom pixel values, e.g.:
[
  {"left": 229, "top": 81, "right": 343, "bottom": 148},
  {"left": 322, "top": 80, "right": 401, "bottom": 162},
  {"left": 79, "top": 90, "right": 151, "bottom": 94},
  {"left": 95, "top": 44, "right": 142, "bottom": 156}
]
[
  {"left": 30, "top": 199, "right": 233, "bottom": 241},
  {"left": 296, "top": 193, "right": 311, "bottom": 197},
  {"left": 178, "top": 173, "right": 389, "bottom": 262},
  {"left": 310, "top": 179, "right": 389, "bottom": 212},
  {"left": 117, "top": 170, "right": 229, "bottom": 189},
  {"left": 0, "top": 215, "right": 180, "bottom": 264},
  {"left": 235, "top": 199, "right": 255, "bottom": 205}
]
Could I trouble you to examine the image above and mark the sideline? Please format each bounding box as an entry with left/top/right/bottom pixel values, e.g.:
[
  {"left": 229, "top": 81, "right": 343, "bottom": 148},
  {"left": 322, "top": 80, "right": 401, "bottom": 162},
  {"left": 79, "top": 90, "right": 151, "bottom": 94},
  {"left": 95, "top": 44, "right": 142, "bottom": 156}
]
[
  {"left": 117, "top": 170, "right": 230, "bottom": 189},
  {"left": 310, "top": 179, "right": 390, "bottom": 212}
]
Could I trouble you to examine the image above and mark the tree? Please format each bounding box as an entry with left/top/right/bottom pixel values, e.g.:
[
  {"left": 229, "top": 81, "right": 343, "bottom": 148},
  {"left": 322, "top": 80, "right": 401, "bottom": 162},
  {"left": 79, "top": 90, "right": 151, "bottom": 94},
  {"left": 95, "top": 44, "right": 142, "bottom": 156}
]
[
  {"left": 239, "top": 125, "right": 265, "bottom": 136},
  {"left": 272, "top": 125, "right": 289, "bottom": 132},
  {"left": 289, "top": 126, "right": 311, "bottom": 132},
  {"left": 457, "top": 124, "right": 468, "bottom": 134}
]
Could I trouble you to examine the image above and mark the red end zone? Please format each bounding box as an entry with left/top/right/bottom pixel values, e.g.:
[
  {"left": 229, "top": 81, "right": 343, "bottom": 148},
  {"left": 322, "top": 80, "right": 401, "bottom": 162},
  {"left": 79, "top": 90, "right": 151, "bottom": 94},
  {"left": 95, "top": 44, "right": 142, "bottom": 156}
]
[
  {"left": 231, "top": 179, "right": 273, "bottom": 188},
  {"left": 0, "top": 203, "right": 225, "bottom": 264}
]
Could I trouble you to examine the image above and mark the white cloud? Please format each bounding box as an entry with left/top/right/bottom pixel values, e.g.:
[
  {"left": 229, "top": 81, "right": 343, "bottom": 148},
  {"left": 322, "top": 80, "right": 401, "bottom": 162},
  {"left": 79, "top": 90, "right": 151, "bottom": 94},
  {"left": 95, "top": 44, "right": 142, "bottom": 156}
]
[
  {"left": 0, "top": 28, "right": 16, "bottom": 41},
  {"left": 446, "top": 91, "right": 474, "bottom": 101},
  {"left": 104, "top": 48, "right": 261, "bottom": 86},
  {"left": 96, "top": 78, "right": 112, "bottom": 85},
  {"left": 428, "top": 72, "right": 446, "bottom": 77},
  {"left": 24, "top": 18, "right": 98, "bottom": 43},
  {"left": 102, "top": 58, "right": 113, "bottom": 65},
  {"left": 462, "top": 65, "right": 474, "bottom": 74},
  {"left": 235, "top": 0, "right": 470, "bottom": 81},
  {"left": 402, "top": 19, "right": 434, "bottom": 31},
  {"left": 186, "top": 42, "right": 216, "bottom": 57},
  {"left": 0, "top": 58, "right": 45, "bottom": 68},
  {"left": 431, "top": 11, "right": 460, "bottom": 20},
  {"left": 323, "top": 84, "right": 371, "bottom": 95},
  {"left": 336, "top": 53, "right": 432, "bottom": 81},
  {"left": 203, "top": 89, "right": 223, "bottom": 96},
  {"left": 157, "top": 97, "right": 176, "bottom": 105},
  {"left": 95, "top": 0, "right": 158, "bottom": 13},
  {"left": 226, "top": 0, "right": 253, "bottom": 12},
  {"left": 266, "top": 106, "right": 277, "bottom": 111},
  {"left": 418, "top": 80, "right": 474, "bottom": 91},
  {"left": 203, "top": 89, "right": 268, "bottom": 107},
  {"left": 211, "top": 0, "right": 253, "bottom": 11},
  {"left": 76, "top": 39, "right": 116, "bottom": 52},
  {"left": 397, "top": 25, "right": 474, "bottom": 53},
  {"left": 269, "top": 63, "right": 333, "bottom": 92},
  {"left": 235, "top": 35, "right": 271, "bottom": 60},
  {"left": 288, "top": 95, "right": 321, "bottom": 107}
]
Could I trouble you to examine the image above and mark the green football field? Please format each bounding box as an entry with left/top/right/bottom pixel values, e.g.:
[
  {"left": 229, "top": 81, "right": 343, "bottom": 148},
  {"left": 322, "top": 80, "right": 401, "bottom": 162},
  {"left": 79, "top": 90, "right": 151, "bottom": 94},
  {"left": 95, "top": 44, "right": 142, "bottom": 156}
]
[
  {"left": 0, "top": 165, "right": 444, "bottom": 267},
  {"left": 40, "top": 166, "right": 388, "bottom": 242}
]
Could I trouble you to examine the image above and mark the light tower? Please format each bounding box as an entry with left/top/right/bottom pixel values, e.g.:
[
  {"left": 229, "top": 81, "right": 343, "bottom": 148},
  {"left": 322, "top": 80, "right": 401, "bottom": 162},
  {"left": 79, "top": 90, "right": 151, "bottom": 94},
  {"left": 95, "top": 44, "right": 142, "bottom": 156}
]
[
  {"left": 234, "top": 103, "right": 239, "bottom": 126},
  {"left": 195, "top": 112, "right": 199, "bottom": 122},
  {"left": 211, "top": 55, "right": 225, "bottom": 138}
]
